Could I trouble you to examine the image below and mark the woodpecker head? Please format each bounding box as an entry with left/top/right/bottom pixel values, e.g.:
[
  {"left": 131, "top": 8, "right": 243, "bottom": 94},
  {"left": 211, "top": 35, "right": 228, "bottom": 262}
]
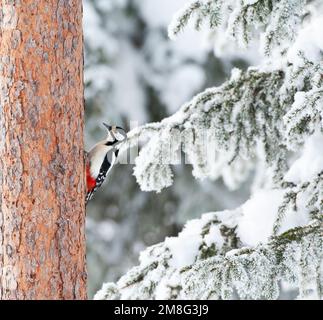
[{"left": 102, "top": 122, "right": 127, "bottom": 146}]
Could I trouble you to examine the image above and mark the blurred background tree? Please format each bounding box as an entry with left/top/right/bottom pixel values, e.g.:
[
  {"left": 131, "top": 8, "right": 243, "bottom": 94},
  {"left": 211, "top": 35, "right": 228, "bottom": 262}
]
[{"left": 83, "top": 0, "right": 252, "bottom": 297}]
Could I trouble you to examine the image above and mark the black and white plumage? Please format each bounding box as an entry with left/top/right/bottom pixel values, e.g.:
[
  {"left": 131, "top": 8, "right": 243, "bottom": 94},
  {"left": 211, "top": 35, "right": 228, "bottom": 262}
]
[{"left": 86, "top": 123, "right": 126, "bottom": 204}]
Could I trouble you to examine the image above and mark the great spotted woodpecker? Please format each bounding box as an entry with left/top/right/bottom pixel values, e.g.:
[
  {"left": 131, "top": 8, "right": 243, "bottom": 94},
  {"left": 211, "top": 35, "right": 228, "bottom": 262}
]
[{"left": 86, "top": 123, "right": 127, "bottom": 204}]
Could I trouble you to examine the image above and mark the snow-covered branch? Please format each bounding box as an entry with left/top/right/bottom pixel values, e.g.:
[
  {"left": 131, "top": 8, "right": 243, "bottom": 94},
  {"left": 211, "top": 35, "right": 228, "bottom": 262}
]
[
  {"left": 169, "top": 0, "right": 308, "bottom": 55},
  {"left": 95, "top": 211, "right": 322, "bottom": 300},
  {"left": 96, "top": 157, "right": 323, "bottom": 299},
  {"left": 123, "top": 54, "right": 322, "bottom": 192},
  {"left": 96, "top": 0, "right": 323, "bottom": 300}
]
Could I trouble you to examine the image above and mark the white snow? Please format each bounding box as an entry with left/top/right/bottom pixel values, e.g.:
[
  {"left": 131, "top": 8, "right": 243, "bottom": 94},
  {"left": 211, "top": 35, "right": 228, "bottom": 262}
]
[
  {"left": 237, "top": 189, "right": 310, "bottom": 246},
  {"left": 285, "top": 131, "right": 323, "bottom": 183},
  {"left": 94, "top": 282, "right": 118, "bottom": 300},
  {"left": 204, "top": 225, "right": 224, "bottom": 248},
  {"left": 242, "top": 0, "right": 259, "bottom": 4},
  {"left": 155, "top": 273, "right": 181, "bottom": 299},
  {"left": 165, "top": 223, "right": 202, "bottom": 268},
  {"left": 216, "top": 209, "right": 242, "bottom": 228},
  {"left": 287, "top": 15, "right": 323, "bottom": 66},
  {"left": 237, "top": 189, "right": 285, "bottom": 246},
  {"left": 164, "top": 213, "right": 224, "bottom": 268}
]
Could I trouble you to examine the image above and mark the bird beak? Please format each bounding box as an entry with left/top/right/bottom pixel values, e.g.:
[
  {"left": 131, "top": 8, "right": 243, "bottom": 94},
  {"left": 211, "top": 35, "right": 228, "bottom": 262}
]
[{"left": 102, "top": 122, "right": 112, "bottom": 131}]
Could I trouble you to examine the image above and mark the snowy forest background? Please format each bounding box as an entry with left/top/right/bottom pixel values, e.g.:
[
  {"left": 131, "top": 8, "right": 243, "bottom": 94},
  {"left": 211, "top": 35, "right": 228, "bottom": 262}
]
[
  {"left": 84, "top": 0, "right": 249, "bottom": 296},
  {"left": 84, "top": 0, "right": 322, "bottom": 299}
]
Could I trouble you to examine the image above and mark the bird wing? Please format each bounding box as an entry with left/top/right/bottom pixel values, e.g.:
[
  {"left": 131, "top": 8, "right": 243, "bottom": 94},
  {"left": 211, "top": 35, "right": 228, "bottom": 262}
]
[{"left": 86, "top": 148, "right": 119, "bottom": 204}]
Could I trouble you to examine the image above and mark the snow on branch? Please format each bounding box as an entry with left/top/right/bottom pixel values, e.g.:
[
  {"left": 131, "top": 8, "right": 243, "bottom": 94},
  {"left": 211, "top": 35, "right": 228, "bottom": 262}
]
[
  {"left": 103, "top": 2, "right": 323, "bottom": 301},
  {"left": 95, "top": 204, "right": 322, "bottom": 300},
  {"left": 122, "top": 57, "right": 321, "bottom": 193},
  {"left": 284, "top": 84, "right": 323, "bottom": 150},
  {"left": 133, "top": 68, "right": 287, "bottom": 188},
  {"left": 113, "top": 61, "right": 323, "bottom": 299},
  {"left": 168, "top": 0, "right": 307, "bottom": 55},
  {"left": 168, "top": 0, "right": 221, "bottom": 40}
]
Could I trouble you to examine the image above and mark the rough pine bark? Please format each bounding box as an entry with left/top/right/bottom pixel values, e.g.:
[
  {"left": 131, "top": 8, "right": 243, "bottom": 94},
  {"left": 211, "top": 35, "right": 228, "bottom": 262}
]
[{"left": 0, "top": 0, "right": 86, "bottom": 299}]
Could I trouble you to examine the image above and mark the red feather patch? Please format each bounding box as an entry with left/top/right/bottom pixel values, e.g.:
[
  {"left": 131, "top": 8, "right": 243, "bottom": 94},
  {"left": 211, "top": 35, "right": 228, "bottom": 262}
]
[{"left": 86, "top": 164, "right": 96, "bottom": 192}]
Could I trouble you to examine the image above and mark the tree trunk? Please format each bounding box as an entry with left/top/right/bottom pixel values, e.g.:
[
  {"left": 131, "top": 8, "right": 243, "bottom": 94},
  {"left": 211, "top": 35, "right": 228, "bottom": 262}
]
[{"left": 0, "top": 0, "right": 86, "bottom": 299}]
